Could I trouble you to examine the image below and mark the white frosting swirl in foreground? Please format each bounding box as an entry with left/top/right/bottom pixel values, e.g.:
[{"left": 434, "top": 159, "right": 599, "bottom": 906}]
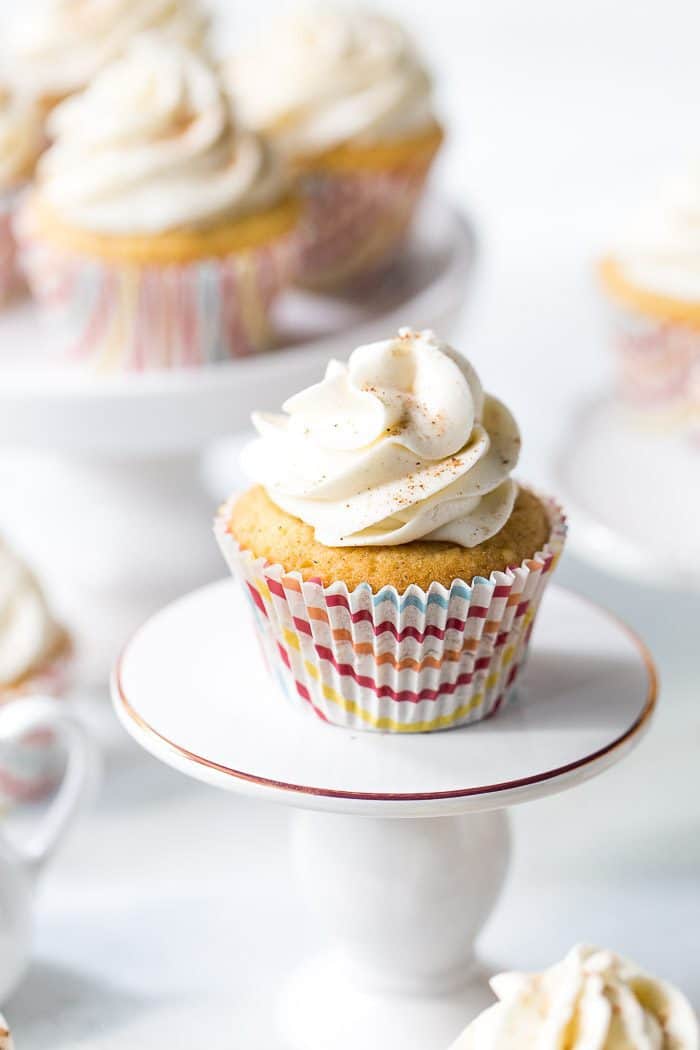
[
  {"left": 243, "top": 329, "right": 520, "bottom": 548},
  {"left": 452, "top": 945, "right": 699, "bottom": 1050},
  {"left": 0, "top": 1013, "right": 13, "bottom": 1050},
  {"left": 0, "top": 88, "right": 42, "bottom": 189},
  {"left": 5, "top": 0, "right": 208, "bottom": 98},
  {"left": 0, "top": 539, "right": 62, "bottom": 686},
  {"left": 226, "top": 4, "right": 436, "bottom": 156},
  {"left": 38, "top": 36, "right": 285, "bottom": 235},
  {"left": 615, "top": 168, "right": 700, "bottom": 300}
]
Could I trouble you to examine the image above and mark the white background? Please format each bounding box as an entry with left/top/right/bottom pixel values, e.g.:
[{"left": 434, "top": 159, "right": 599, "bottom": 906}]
[{"left": 3, "top": 2, "right": 700, "bottom": 1047}]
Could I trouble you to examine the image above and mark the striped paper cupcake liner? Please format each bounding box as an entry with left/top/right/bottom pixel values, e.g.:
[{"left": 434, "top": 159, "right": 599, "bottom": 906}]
[
  {"left": 297, "top": 163, "right": 433, "bottom": 292},
  {"left": 15, "top": 219, "right": 300, "bottom": 373},
  {"left": 0, "top": 634, "right": 73, "bottom": 807},
  {"left": 606, "top": 304, "right": 700, "bottom": 435},
  {"left": 215, "top": 495, "right": 567, "bottom": 734}
]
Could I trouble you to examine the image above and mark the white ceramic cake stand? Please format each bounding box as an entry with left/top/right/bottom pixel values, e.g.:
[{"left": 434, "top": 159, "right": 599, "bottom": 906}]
[
  {"left": 112, "top": 579, "right": 655, "bottom": 1050},
  {"left": 0, "top": 196, "right": 475, "bottom": 682},
  {"left": 552, "top": 396, "right": 700, "bottom": 591}
]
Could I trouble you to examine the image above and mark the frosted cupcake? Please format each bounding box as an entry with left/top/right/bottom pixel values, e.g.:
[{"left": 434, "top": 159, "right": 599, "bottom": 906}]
[
  {"left": 225, "top": 4, "right": 443, "bottom": 291},
  {"left": 599, "top": 168, "right": 700, "bottom": 434},
  {"left": 4, "top": 0, "right": 209, "bottom": 114},
  {"left": 451, "top": 944, "right": 699, "bottom": 1049},
  {"left": 0, "top": 87, "right": 43, "bottom": 304},
  {"left": 0, "top": 537, "right": 72, "bottom": 804},
  {"left": 17, "top": 35, "right": 301, "bottom": 373},
  {"left": 216, "top": 328, "right": 566, "bottom": 733}
]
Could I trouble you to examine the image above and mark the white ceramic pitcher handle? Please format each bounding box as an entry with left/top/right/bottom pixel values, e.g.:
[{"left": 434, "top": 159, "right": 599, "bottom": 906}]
[{"left": 0, "top": 696, "right": 99, "bottom": 877}]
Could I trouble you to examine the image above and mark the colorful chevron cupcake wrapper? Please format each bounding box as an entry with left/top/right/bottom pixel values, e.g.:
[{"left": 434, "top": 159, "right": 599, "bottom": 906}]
[
  {"left": 297, "top": 162, "right": 433, "bottom": 291},
  {"left": 607, "top": 304, "right": 700, "bottom": 435},
  {"left": 16, "top": 219, "right": 300, "bottom": 373},
  {"left": 216, "top": 495, "right": 567, "bottom": 733}
]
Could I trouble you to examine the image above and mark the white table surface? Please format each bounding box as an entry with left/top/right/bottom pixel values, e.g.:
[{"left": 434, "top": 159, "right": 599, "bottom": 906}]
[{"left": 3, "top": 0, "right": 700, "bottom": 1045}]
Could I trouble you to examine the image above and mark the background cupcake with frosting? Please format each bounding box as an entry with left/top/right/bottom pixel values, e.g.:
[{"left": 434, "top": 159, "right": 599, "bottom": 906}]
[
  {"left": 16, "top": 33, "right": 302, "bottom": 373},
  {"left": 3, "top": 0, "right": 210, "bottom": 116},
  {"left": 599, "top": 167, "right": 700, "bottom": 436},
  {"left": 0, "top": 536, "right": 73, "bottom": 804},
  {"left": 0, "top": 87, "right": 43, "bottom": 304},
  {"left": 217, "top": 328, "right": 565, "bottom": 733},
  {"left": 225, "top": 3, "right": 444, "bottom": 291}
]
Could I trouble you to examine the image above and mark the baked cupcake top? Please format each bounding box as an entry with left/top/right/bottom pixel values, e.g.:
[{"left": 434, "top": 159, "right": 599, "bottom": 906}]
[
  {"left": 0, "top": 87, "right": 43, "bottom": 192},
  {"left": 34, "top": 34, "right": 287, "bottom": 236},
  {"left": 4, "top": 0, "right": 208, "bottom": 102},
  {"left": 242, "top": 328, "right": 521, "bottom": 549},
  {"left": 602, "top": 168, "right": 700, "bottom": 307},
  {"left": 0, "top": 1013, "right": 13, "bottom": 1050},
  {"left": 0, "top": 538, "right": 64, "bottom": 690},
  {"left": 225, "top": 4, "right": 437, "bottom": 157},
  {"left": 452, "top": 945, "right": 699, "bottom": 1050}
]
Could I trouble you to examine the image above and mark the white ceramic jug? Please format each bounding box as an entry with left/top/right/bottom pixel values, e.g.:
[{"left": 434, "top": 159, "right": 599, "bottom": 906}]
[{"left": 0, "top": 696, "right": 98, "bottom": 1002}]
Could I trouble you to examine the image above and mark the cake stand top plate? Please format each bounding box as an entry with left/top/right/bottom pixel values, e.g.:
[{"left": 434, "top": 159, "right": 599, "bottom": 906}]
[{"left": 112, "top": 580, "right": 656, "bottom": 817}]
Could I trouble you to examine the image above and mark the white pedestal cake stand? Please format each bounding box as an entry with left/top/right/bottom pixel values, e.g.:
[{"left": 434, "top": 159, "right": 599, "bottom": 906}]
[
  {"left": 0, "top": 196, "right": 475, "bottom": 682},
  {"left": 552, "top": 396, "right": 700, "bottom": 591},
  {"left": 112, "top": 579, "right": 655, "bottom": 1050}
]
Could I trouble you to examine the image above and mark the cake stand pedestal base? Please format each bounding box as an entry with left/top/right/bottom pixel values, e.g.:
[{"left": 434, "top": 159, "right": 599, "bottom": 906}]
[{"left": 281, "top": 809, "right": 508, "bottom": 1050}]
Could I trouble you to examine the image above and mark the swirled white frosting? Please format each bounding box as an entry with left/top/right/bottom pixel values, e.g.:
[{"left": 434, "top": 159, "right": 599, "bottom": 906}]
[
  {"left": 614, "top": 168, "right": 700, "bottom": 301},
  {"left": 37, "top": 35, "right": 286, "bottom": 234},
  {"left": 0, "top": 539, "right": 61, "bottom": 687},
  {"left": 242, "top": 328, "right": 521, "bottom": 548},
  {"left": 5, "top": 0, "right": 208, "bottom": 99},
  {"left": 0, "top": 88, "right": 42, "bottom": 190},
  {"left": 225, "top": 4, "right": 436, "bottom": 156},
  {"left": 452, "top": 945, "right": 699, "bottom": 1050},
  {"left": 0, "top": 1013, "right": 13, "bottom": 1050}
]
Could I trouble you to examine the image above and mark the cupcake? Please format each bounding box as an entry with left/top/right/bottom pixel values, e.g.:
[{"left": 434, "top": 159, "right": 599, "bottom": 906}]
[
  {"left": 0, "top": 537, "right": 73, "bottom": 804},
  {"left": 225, "top": 4, "right": 444, "bottom": 291},
  {"left": 4, "top": 0, "right": 209, "bottom": 115},
  {"left": 0, "top": 1013, "right": 13, "bottom": 1050},
  {"left": 451, "top": 944, "right": 699, "bottom": 1049},
  {"left": 16, "top": 35, "right": 301, "bottom": 373},
  {"left": 599, "top": 168, "right": 700, "bottom": 434},
  {"left": 0, "top": 87, "right": 43, "bottom": 304},
  {"left": 216, "top": 328, "right": 566, "bottom": 733}
]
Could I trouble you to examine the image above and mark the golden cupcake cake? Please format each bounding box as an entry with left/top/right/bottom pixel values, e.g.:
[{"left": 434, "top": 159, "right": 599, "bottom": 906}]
[
  {"left": 216, "top": 328, "right": 566, "bottom": 733},
  {"left": 599, "top": 167, "right": 700, "bottom": 435},
  {"left": 0, "top": 86, "right": 43, "bottom": 304},
  {"left": 451, "top": 944, "right": 699, "bottom": 1049},
  {"left": 0, "top": 536, "right": 72, "bottom": 803},
  {"left": 4, "top": 0, "right": 209, "bottom": 114},
  {"left": 16, "top": 34, "right": 302, "bottom": 373},
  {"left": 225, "top": 4, "right": 444, "bottom": 291}
]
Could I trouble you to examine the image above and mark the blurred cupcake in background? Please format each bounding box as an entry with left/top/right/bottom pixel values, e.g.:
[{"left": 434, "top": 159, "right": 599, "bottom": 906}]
[
  {"left": 4, "top": 0, "right": 210, "bottom": 115},
  {"left": 0, "top": 87, "right": 43, "bottom": 305},
  {"left": 217, "top": 328, "right": 565, "bottom": 734},
  {"left": 599, "top": 167, "right": 700, "bottom": 437},
  {"left": 0, "top": 536, "right": 73, "bottom": 805},
  {"left": 451, "top": 944, "right": 699, "bottom": 1049},
  {"left": 16, "top": 34, "right": 302, "bottom": 373},
  {"left": 225, "top": 4, "right": 444, "bottom": 292}
]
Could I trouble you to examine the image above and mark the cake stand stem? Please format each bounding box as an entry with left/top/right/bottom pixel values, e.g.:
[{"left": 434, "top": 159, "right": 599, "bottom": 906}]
[{"left": 279, "top": 808, "right": 510, "bottom": 1050}]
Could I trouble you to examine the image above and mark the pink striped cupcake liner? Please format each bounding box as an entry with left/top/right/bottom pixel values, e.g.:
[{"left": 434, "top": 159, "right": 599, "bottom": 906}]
[
  {"left": 0, "top": 638, "right": 73, "bottom": 807},
  {"left": 606, "top": 304, "right": 700, "bottom": 436},
  {"left": 297, "top": 164, "right": 431, "bottom": 291},
  {"left": 15, "top": 215, "right": 301, "bottom": 373},
  {"left": 215, "top": 495, "right": 567, "bottom": 733}
]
